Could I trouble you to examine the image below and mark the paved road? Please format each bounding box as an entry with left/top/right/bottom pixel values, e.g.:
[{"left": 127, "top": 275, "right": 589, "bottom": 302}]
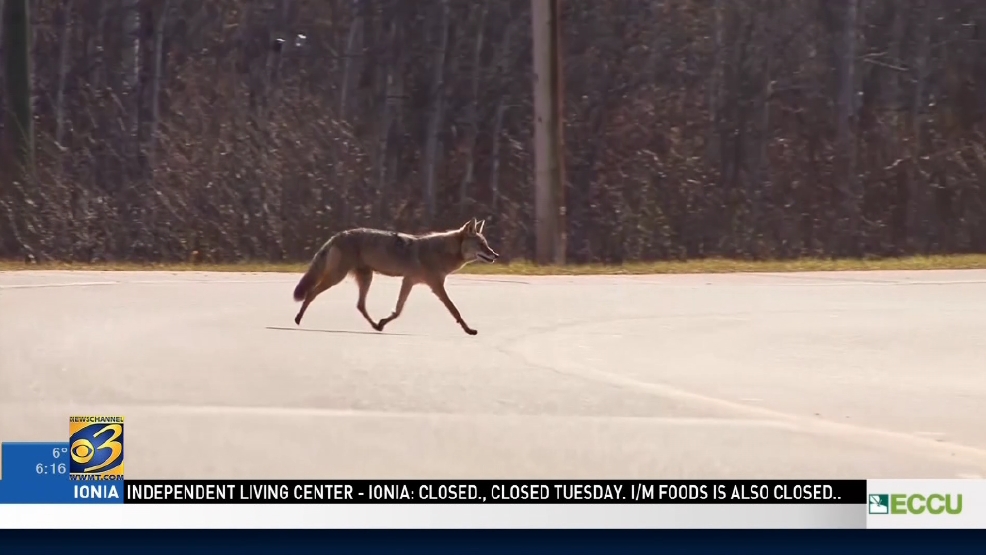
[{"left": 1, "top": 269, "right": 984, "bottom": 479}]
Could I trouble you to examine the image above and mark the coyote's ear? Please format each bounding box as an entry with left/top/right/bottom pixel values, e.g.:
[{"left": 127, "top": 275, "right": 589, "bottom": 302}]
[
  {"left": 476, "top": 219, "right": 485, "bottom": 234},
  {"left": 461, "top": 219, "right": 477, "bottom": 235}
]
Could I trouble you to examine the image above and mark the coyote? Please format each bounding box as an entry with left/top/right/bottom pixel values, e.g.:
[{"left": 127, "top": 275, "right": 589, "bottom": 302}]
[{"left": 292, "top": 218, "right": 499, "bottom": 335}]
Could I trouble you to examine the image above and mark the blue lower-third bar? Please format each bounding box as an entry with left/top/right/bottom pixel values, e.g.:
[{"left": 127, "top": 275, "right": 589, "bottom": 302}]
[{"left": 0, "top": 442, "right": 123, "bottom": 504}]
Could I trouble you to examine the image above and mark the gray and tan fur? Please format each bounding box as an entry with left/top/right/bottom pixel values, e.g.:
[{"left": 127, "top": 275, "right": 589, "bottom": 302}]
[{"left": 292, "top": 218, "right": 499, "bottom": 335}]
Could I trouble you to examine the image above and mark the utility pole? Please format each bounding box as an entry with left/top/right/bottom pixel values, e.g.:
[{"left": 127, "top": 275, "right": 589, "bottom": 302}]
[{"left": 531, "top": 0, "right": 566, "bottom": 265}]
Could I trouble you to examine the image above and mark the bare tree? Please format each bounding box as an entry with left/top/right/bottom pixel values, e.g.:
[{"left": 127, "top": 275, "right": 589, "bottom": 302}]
[
  {"left": 457, "top": 0, "right": 489, "bottom": 214},
  {"left": 121, "top": 0, "right": 141, "bottom": 175},
  {"left": 374, "top": 13, "right": 399, "bottom": 221},
  {"left": 54, "top": 0, "right": 73, "bottom": 152},
  {"left": 907, "top": 0, "right": 931, "bottom": 251},
  {"left": 836, "top": 0, "right": 860, "bottom": 254},
  {"left": 2, "top": 0, "right": 34, "bottom": 174},
  {"left": 422, "top": 0, "right": 450, "bottom": 225},
  {"left": 145, "top": 0, "right": 171, "bottom": 169},
  {"left": 488, "top": 15, "right": 519, "bottom": 216},
  {"left": 338, "top": 0, "right": 366, "bottom": 118}
]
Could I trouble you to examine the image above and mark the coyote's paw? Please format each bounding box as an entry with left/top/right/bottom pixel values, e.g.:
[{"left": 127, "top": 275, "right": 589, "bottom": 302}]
[{"left": 464, "top": 327, "right": 478, "bottom": 336}]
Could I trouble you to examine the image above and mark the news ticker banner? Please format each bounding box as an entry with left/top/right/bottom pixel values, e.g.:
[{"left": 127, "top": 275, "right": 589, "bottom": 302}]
[
  {"left": 0, "top": 416, "right": 982, "bottom": 529},
  {"left": 0, "top": 477, "right": 983, "bottom": 529}
]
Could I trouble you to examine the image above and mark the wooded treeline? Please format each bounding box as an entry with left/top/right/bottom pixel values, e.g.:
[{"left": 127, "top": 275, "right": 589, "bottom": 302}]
[{"left": 2, "top": 0, "right": 985, "bottom": 264}]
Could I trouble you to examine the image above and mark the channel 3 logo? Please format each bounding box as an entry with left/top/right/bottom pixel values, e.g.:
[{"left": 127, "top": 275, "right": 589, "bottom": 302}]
[{"left": 69, "top": 416, "right": 124, "bottom": 481}]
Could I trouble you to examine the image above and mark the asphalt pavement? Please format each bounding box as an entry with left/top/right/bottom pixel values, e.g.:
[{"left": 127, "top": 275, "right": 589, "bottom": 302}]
[{"left": 1, "top": 269, "right": 984, "bottom": 479}]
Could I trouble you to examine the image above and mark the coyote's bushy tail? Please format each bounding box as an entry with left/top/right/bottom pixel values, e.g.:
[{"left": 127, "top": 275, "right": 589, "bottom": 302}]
[{"left": 293, "top": 244, "right": 331, "bottom": 301}]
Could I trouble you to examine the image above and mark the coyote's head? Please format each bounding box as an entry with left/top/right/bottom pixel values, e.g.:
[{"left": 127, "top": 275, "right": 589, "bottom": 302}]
[{"left": 459, "top": 218, "right": 499, "bottom": 263}]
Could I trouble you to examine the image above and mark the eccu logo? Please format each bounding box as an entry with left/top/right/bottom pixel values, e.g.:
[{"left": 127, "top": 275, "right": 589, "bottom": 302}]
[
  {"left": 69, "top": 416, "right": 124, "bottom": 480},
  {"left": 869, "top": 493, "right": 962, "bottom": 515}
]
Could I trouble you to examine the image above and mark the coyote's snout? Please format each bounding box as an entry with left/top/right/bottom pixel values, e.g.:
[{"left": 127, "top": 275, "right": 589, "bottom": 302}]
[{"left": 292, "top": 218, "right": 498, "bottom": 335}]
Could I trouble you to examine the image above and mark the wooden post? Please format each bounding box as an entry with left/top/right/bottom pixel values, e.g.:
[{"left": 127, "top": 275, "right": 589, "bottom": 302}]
[{"left": 531, "top": 0, "right": 566, "bottom": 265}]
